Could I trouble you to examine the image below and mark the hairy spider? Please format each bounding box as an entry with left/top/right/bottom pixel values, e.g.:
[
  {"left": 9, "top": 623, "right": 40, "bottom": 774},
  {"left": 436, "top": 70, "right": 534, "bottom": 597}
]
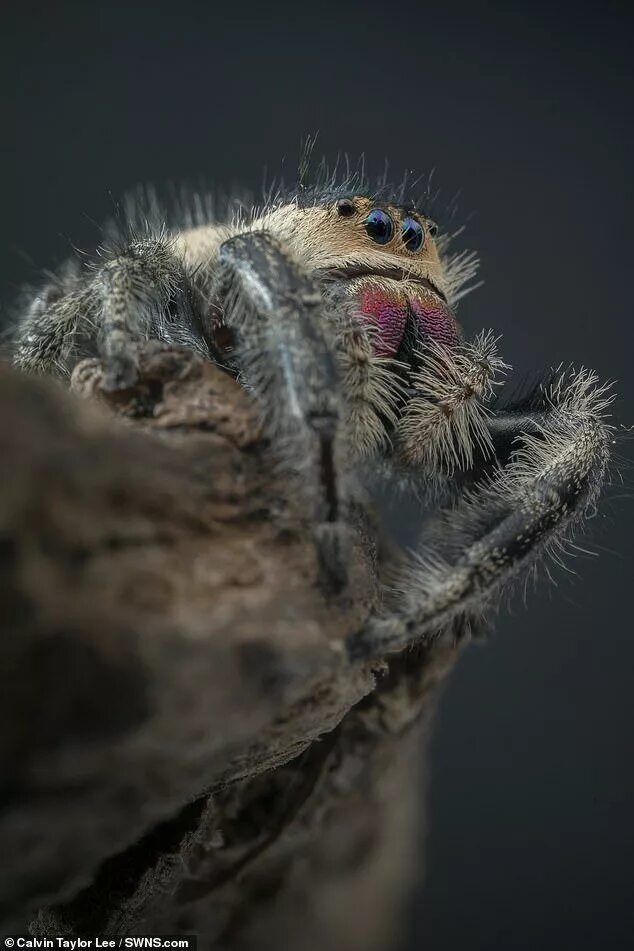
[{"left": 11, "top": 167, "right": 614, "bottom": 661}]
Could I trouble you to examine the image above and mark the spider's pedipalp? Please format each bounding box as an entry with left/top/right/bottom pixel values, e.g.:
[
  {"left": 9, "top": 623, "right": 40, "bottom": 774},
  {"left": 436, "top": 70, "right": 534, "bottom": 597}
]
[
  {"left": 334, "top": 312, "right": 406, "bottom": 459},
  {"left": 395, "top": 330, "right": 509, "bottom": 475},
  {"left": 348, "top": 365, "right": 613, "bottom": 661}
]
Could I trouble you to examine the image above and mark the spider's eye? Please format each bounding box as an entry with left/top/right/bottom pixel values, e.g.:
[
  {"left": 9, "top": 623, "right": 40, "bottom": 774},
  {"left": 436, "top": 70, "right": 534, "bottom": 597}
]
[
  {"left": 336, "top": 198, "right": 356, "bottom": 217},
  {"left": 428, "top": 220, "right": 438, "bottom": 237},
  {"left": 401, "top": 216, "right": 425, "bottom": 252},
  {"left": 364, "top": 208, "right": 394, "bottom": 245}
]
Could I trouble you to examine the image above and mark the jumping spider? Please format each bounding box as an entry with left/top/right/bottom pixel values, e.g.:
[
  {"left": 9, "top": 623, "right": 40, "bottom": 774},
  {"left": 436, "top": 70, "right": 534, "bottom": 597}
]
[{"left": 12, "top": 169, "right": 614, "bottom": 660}]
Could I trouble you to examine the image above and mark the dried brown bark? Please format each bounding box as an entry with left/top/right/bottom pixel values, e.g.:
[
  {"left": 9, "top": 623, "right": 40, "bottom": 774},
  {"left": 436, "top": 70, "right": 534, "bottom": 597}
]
[{"left": 0, "top": 344, "right": 461, "bottom": 949}]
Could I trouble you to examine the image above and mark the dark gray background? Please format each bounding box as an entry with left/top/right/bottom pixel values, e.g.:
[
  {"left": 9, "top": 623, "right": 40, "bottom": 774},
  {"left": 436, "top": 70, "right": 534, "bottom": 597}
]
[{"left": 1, "top": 2, "right": 632, "bottom": 948}]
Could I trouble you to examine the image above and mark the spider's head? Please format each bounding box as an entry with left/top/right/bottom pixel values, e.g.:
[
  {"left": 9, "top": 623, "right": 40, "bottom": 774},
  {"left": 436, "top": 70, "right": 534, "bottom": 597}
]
[{"left": 259, "top": 195, "right": 459, "bottom": 359}]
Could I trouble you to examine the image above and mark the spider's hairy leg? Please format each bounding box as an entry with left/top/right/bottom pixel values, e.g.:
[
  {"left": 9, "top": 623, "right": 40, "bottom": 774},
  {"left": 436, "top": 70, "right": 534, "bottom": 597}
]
[
  {"left": 93, "top": 236, "right": 202, "bottom": 390},
  {"left": 12, "top": 261, "right": 85, "bottom": 376},
  {"left": 13, "top": 235, "right": 205, "bottom": 388},
  {"left": 214, "top": 231, "right": 347, "bottom": 590},
  {"left": 349, "top": 367, "right": 614, "bottom": 660},
  {"left": 395, "top": 331, "right": 509, "bottom": 476}
]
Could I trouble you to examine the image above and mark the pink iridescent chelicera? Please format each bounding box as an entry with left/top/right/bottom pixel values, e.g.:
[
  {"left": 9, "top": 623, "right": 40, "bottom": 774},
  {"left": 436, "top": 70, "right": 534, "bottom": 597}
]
[{"left": 358, "top": 285, "right": 460, "bottom": 357}]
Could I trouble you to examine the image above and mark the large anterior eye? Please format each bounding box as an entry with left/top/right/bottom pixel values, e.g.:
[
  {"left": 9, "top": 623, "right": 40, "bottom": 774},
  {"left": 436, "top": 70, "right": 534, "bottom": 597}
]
[
  {"left": 364, "top": 208, "right": 394, "bottom": 244},
  {"left": 401, "top": 216, "right": 425, "bottom": 252}
]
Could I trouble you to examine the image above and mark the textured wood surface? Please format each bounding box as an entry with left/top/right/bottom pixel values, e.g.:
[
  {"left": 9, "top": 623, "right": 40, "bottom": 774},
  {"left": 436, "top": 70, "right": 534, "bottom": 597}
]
[{"left": 0, "top": 345, "right": 460, "bottom": 947}]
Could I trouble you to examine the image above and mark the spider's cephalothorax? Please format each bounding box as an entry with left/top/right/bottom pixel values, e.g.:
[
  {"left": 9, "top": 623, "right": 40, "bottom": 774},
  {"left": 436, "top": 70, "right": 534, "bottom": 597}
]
[{"left": 12, "top": 173, "right": 614, "bottom": 658}]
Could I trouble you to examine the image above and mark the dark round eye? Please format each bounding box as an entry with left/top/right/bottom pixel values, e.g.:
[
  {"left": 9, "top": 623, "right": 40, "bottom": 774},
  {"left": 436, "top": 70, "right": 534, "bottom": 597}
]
[
  {"left": 364, "top": 208, "right": 394, "bottom": 244},
  {"left": 401, "top": 216, "right": 425, "bottom": 252},
  {"left": 428, "top": 220, "right": 438, "bottom": 236},
  {"left": 336, "top": 198, "right": 356, "bottom": 217}
]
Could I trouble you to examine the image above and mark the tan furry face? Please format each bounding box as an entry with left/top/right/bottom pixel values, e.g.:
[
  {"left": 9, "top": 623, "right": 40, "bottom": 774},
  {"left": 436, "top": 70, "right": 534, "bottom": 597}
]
[
  {"left": 254, "top": 196, "right": 459, "bottom": 358},
  {"left": 254, "top": 195, "right": 446, "bottom": 295}
]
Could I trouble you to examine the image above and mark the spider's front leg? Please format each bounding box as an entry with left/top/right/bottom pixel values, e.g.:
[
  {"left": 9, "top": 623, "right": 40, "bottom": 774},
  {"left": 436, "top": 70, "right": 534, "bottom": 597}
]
[
  {"left": 214, "top": 232, "right": 348, "bottom": 590},
  {"left": 96, "top": 238, "right": 203, "bottom": 390},
  {"left": 349, "top": 368, "right": 614, "bottom": 660},
  {"left": 14, "top": 237, "right": 206, "bottom": 389}
]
